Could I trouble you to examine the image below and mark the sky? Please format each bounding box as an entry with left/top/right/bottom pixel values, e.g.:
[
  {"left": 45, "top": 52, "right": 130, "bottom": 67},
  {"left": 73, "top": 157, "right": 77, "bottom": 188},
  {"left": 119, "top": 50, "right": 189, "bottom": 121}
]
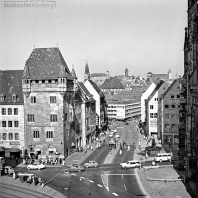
[{"left": 0, "top": 0, "right": 187, "bottom": 81}]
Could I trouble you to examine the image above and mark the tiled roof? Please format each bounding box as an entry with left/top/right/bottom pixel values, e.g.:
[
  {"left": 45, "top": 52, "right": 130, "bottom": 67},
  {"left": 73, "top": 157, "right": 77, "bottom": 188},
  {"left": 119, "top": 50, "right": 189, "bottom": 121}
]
[
  {"left": 23, "top": 48, "right": 73, "bottom": 80},
  {"left": 88, "top": 80, "right": 104, "bottom": 97},
  {"left": 100, "top": 77, "right": 124, "bottom": 89},
  {"left": 147, "top": 80, "right": 165, "bottom": 102},
  {"left": 0, "top": 70, "right": 24, "bottom": 104},
  {"left": 152, "top": 74, "right": 169, "bottom": 80},
  {"left": 160, "top": 79, "right": 178, "bottom": 101},
  {"left": 90, "top": 73, "right": 106, "bottom": 77}
]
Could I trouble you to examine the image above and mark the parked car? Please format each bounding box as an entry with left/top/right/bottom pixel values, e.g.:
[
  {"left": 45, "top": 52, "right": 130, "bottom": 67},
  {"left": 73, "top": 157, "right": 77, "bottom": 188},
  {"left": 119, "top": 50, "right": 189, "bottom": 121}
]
[
  {"left": 84, "top": 160, "right": 99, "bottom": 168},
  {"left": 64, "top": 164, "right": 85, "bottom": 173},
  {"left": 27, "top": 163, "right": 46, "bottom": 170},
  {"left": 120, "top": 160, "right": 141, "bottom": 169},
  {"left": 4, "top": 166, "right": 14, "bottom": 174},
  {"left": 154, "top": 153, "right": 172, "bottom": 162}
]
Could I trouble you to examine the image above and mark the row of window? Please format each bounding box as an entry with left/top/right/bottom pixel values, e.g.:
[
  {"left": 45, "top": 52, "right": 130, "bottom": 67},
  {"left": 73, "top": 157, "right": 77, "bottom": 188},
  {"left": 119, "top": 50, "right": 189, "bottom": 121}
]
[
  {"left": 1, "top": 108, "right": 18, "bottom": 115},
  {"left": 165, "top": 104, "right": 180, "bottom": 108},
  {"left": 27, "top": 114, "right": 57, "bottom": 122},
  {"left": 33, "top": 131, "right": 53, "bottom": 139},
  {"left": 150, "top": 113, "right": 157, "bottom": 118},
  {"left": 31, "top": 96, "right": 56, "bottom": 104},
  {"left": 165, "top": 114, "right": 179, "bottom": 119},
  {"left": 170, "top": 95, "right": 180, "bottom": 99},
  {"left": 0, "top": 133, "right": 19, "bottom": 140},
  {"left": 1, "top": 121, "right": 19, "bottom": 127},
  {"left": 165, "top": 124, "right": 178, "bottom": 129}
]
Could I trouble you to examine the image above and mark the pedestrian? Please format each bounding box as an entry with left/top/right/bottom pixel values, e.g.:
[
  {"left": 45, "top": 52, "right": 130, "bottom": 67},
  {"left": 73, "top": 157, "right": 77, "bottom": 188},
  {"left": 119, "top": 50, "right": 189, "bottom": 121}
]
[
  {"left": 38, "top": 177, "right": 42, "bottom": 185},
  {"left": 15, "top": 156, "right": 18, "bottom": 165}
]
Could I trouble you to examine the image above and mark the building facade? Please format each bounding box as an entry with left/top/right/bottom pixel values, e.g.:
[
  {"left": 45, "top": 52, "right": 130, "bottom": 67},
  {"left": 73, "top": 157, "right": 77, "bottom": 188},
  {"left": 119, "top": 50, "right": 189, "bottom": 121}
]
[
  {"left": 159, "top": 79, "right": 181, "bottom": 144},
  {"left": 22, "top": 47, "right": 75, "bottom": 157},
  {"left": 0, "top": 70, "right": 25, "bottom": 158},
  {"left": 107, "top": 99, "right": 141, "bottom": 121}
]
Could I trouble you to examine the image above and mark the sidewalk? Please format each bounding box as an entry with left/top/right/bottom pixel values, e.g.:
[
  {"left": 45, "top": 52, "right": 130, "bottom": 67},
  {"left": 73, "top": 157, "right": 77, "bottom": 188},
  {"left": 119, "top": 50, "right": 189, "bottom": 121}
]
[{"left": 135, "top": 132, "right": 197, "bottom": 198}]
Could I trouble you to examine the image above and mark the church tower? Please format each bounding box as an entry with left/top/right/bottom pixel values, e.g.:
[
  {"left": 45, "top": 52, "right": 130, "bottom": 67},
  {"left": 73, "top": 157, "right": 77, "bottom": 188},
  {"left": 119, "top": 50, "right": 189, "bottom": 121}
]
[
  {"left": 84, "top": 61, "right": 90, "bottom": 82},
  {"left": 125, "top": 68, "right": 128, "bottom": 78}
]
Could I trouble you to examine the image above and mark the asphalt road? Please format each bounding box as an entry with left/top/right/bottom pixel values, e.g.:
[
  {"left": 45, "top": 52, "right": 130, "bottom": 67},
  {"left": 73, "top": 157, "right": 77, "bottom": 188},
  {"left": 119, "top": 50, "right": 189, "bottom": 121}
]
[{"left": 13, "top": 121, "right": 169, "bottom": 198}]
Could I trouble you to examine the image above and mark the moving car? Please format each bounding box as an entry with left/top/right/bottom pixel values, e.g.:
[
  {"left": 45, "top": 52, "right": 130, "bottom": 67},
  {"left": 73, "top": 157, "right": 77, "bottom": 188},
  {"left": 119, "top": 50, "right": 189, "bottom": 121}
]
[
  {"left": 64, "top": 164, "right": 85, "bottom": 173},
  {"left": 84, "top": 160, "right": 99, "bottom": 168},
  {"left": 154, "top": 153, "right": 172, "bottom": 162},
  {"left": 120, "top": 160, "right": 141, "bottom": 169},
  {"left": 27, "top": 163, "right": 46, "bottom": 170}
]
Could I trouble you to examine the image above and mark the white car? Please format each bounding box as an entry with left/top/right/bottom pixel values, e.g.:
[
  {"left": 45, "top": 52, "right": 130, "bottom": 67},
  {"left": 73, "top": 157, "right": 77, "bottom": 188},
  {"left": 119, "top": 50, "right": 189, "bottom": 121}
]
[
  {"left": 27, "top": 163, "right": 46, "bottom": 170},
  {"left": 120, "top": 160, "right": 141, "bottom": 169},
  {"left": 115, "top": 134, "right": 120, "bottom": 138},
  {"left": 154, "top": 153, "right": 172, "bottom": 162},
  {"left": 84, "top": 160, "right": 99, "bottom": 168}
]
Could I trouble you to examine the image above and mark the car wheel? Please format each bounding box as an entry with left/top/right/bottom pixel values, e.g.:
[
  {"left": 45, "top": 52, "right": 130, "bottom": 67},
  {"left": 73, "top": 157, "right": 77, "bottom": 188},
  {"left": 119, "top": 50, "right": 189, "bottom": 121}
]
[
  {"left": 95, "top": 166, "right": 97, "bottom": 168},
  {"left": 124, "top": 166, "right": 127, "bottom": 169},
  {"left": 160, "top": 159, "right": 162, "bottom": 163}
]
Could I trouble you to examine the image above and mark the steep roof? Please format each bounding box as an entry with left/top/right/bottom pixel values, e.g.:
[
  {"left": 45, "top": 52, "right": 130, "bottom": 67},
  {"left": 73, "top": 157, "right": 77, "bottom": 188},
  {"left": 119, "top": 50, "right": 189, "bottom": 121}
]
[
  {"left": 147, "top": 80, "right": 165, "bottom": 102},
  {"left": 78, "top": 82, "right": 91, "bottom": 96},
  {"left": 160, "top": 79, "right": 178, "bottom": 101},
  {"left": 88, "top": 80, "right": 104, "bottom": 97},
  {"left": 100, "top": 77, "right": 124, "bottom": 90},
  {"left": 90, "top": 73, "right": 106, "bottom": 77},
  {"left": 0, "top": 70, "right": 24, "bottom": 104},
  {"left": 23, "top": 47, "right": 73, "bottom": 80}
]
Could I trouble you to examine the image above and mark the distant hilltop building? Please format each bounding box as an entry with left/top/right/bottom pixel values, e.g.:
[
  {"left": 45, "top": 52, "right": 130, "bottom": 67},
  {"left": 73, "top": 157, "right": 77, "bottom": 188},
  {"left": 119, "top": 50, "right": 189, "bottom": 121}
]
[
  {"left": 90, "top": 70, "right": 110, "bottom": 86},
  {"left": 146, "top": 69, "right": 174, "bottom": 84}
]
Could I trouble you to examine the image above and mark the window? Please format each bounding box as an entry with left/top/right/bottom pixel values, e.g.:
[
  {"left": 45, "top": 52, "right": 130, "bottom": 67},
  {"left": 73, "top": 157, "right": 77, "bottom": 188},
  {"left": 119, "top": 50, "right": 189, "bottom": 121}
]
[
  {"left": 8, "top": 121, "right": 12, "bottom": 127},
  {"left": 177, "top": 95, "right": 180, "bottom": 99},
  {"left": 33, "top": 131, "right": 40, "bottom": 139},
  {"left": 150, "top": 105, "right": 154, "bottom": 109},
  {"left": 171, "top": 95, "right": 175, "bottom": 99},
  {"left": 0, "top": 94, "right": 4, "bottom": 102},
  {"left": 171, "top": 114, "right": 176, "bottom": 119},
  {"left": 178, "top": 105, "right": 180, "bottom": 108},
  {"left": 2, "top": 108, "right": 6, "bottom": 115},
  {"left": 154, "top": 98, "right": 158, "bottom": 101},
  {"left": 150, "top": 113, "right": 154, "bottom": 118},
  {"left": 2, "top": 133, "right": 7, "bottom": 140},
  {"left": 172, "top": 104, "right": 175, "bottom": 108},
  {"left": 14, "top": 108, "right": 18, "bottom": 115},
  {"left": 46, "top": 131, "right": 53, "bottom": 139},
  {"left": 171, "top": 124, "right": 176, "bottom": 129},
  {"left": 165, "top": 124, "right": 169, "bottom": 129},
  {"left": 15, "top": 133, "right": 19, "bottom": 140},
  {"left": 50, "top": 96, "right": 56, "bottom": 103},
  {"left": 12, "top": 94, "right": 16, "bottom": 102},
  {"left": 2, "top": 121, "right": 6, "bottom": 127},
  {"left": 14, "top": 121, "right": 19, "bottom": 127},
  {"left": 154, "top": 113, "right": 157, "bottom": 118},
  {"left": 165, "top": 105, "right": 169, "bottom": 108},
  {"left": 27, "top": 114, "right": 34, "bottom": 122},
  {"left": 50, "top": 114, "right": 57, "bottom": 122},
  {"left": 86, "top": 118, "right": 90, "bottom": 127},
  {"left": 85, "top": 106, "right": 89, "bottom": 113},
  {"left": 9, "top": 133, "right": 13, "bottom": 140},
  {"left": 31, "top": 96, "right": 36, "bottom": 103},
  {"left": 8, "top": 108, "right": 12, "bottom": 115}
]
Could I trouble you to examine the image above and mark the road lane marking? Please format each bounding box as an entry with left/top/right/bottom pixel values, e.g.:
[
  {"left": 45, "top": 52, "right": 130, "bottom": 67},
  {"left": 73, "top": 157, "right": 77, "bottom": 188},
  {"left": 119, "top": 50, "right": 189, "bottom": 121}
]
[
  {"left": 80, "top": 176, "right": 85, "bottom": 179},
  {"left": 112, "top": 192, "right": 119, "bottom": 196},
  {"left": 64, "top": 188, "right": 68, "bottom": 190},
  {"left": 89, "top": 180, "right": 94, "bottom": 183},
  {"left": 124, "top": 184, "right": 127, "bottom": 191},
  {"left": 97, "top": 184, "right": 103, "bottom": 187}
]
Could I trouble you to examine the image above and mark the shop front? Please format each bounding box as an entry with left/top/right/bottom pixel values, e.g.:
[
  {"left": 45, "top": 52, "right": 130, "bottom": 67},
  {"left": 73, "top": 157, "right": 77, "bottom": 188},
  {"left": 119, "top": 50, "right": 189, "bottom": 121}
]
[
  {"left": 0, "top": 146, "right": 5, "bottom": 157},
  {"left": 9, "top": 146, "right": 21, "bottom": 158}
]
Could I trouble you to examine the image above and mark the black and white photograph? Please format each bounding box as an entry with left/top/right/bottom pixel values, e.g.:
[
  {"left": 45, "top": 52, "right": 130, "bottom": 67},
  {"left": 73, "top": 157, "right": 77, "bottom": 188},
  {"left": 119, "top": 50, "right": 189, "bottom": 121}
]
[{"left": 0, "top": 0, "right": 198, "bottom": 197}]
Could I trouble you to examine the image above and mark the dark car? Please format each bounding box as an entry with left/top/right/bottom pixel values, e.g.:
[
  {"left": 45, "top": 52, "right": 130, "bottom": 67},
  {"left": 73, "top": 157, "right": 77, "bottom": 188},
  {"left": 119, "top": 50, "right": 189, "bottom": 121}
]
[{"left": 64, "top": 164, "right": 85, "bottom": 173}]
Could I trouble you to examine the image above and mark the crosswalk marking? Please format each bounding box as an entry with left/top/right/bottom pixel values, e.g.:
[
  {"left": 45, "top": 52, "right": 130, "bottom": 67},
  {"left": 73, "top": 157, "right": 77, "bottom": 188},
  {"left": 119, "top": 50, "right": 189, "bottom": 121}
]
[
  {"left": 97, "top": 184, "right": 103, "bottom": 187},
  {"left": 89, "top": 180, "right": 94, "bottom": 183},
  {"left": 112, "top": 192, "right": 119, "bottom": 196}
]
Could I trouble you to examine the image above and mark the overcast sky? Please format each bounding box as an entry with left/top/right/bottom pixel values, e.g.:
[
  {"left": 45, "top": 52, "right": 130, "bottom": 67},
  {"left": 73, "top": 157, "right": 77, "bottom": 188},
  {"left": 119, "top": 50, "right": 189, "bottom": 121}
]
[{"left": 0, "top": 0, "right": 187, "bottom": 81}]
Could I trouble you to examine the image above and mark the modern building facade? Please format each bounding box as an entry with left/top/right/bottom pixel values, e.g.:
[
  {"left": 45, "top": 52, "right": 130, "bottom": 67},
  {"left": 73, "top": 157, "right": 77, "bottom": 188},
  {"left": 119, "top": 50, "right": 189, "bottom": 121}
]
[
  {"left": 159, "top": 79, "right": 181, "bottom": 144},
  {"left": 22, "top": 47, "right": 75, "bottom": 157},
  {"left": 107, "top": 99, "right": 141, "bottom": 121},
  {"left": 0, "top": 70, "right": 25, "bottom": 158}
]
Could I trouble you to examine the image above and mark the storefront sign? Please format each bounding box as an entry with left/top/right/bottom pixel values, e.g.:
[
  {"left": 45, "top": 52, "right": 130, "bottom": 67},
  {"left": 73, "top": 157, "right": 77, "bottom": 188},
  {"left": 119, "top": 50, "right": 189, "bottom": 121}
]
[{"left": 10, "top": 141, "right": 20, "bottom": 146}]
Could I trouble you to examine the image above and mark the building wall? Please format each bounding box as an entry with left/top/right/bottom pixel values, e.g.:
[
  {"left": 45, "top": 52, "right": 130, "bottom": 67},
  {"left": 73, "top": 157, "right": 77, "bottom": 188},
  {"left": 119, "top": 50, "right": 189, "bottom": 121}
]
[
  {"left": 141, "top": 83, "right": 156, "bottom": 123},
  {"left": 160, "top": 79, "right": 180, "bottom": 144},
  {"left": 23, "top": 90, "right": 68, "bottom": 156},
  {"left": 0, "top": 105, "right": 25, "bottom": 158}
]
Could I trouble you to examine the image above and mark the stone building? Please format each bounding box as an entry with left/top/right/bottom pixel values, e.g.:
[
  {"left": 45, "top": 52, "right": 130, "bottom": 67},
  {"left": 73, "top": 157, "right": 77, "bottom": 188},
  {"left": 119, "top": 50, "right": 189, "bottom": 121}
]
[
  {"left": 22, "top": 47, "right": 75, "bottom": 157},
  {"left": 159, "top": 79, "right": 181, "bottom": 144},
  {"left": 179, "top": 0, "right": 198, "bottom": 180},
  {"left": 0, "top": 70, "right": 25, "bottom": 158}
]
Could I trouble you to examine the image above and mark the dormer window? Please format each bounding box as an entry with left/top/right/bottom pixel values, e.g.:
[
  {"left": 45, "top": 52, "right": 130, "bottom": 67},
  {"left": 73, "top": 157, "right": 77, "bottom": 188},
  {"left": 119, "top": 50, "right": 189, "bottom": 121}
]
[
  {"left": 12, "top": 93, "right": 16, "bottom": 103},
  {"left": 0, "top": 94, "right": 4, "bottom": 102}
]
